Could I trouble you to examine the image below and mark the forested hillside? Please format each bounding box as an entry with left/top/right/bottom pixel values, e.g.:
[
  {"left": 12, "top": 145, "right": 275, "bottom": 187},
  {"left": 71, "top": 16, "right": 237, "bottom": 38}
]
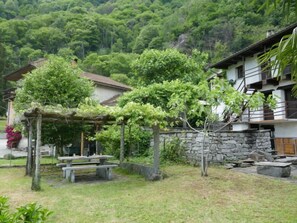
[{"left": 0, "top": 0, "right": 295, "bottom": 113}]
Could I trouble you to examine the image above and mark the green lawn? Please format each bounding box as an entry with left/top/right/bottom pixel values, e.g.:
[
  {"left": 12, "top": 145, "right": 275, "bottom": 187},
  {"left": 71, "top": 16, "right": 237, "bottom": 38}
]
[
  {"left": 0, "top": 118, "right": 6, "bottom": 131},
  {"left": 0, "top": 157, "right": 56, "bottom": 166},
  {"left": 0, "top": 164, "right": 297, "bottom": 223}
]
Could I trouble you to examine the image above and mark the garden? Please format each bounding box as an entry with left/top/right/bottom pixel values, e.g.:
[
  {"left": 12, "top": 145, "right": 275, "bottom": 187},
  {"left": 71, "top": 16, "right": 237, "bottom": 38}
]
[{"left": 1, "top": 164, "right": 297, "bottom": 222}]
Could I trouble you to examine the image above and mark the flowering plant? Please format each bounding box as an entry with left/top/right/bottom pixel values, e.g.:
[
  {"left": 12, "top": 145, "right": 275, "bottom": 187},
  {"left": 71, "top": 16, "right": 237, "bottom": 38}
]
[{"left": 5, "top": 125, "right": 22, "bottom": 149}]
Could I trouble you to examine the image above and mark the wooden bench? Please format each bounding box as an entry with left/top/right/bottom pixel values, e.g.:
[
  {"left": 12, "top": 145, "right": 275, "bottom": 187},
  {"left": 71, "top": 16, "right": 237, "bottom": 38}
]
[
  {"left": 255, "top": 162, "right": 292, "bottom": 177},
  {"left": 62, "top": 164, "right": 118, "bottom": 183}
]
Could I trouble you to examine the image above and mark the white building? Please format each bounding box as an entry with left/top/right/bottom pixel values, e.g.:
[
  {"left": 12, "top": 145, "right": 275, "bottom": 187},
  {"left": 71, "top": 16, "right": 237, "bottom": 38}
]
[
  {"left": 210, "top": 22, "right": 297, "bottom": 156},
  {"left": 3, "top": 59, "right": 131, "bottom": 125}
]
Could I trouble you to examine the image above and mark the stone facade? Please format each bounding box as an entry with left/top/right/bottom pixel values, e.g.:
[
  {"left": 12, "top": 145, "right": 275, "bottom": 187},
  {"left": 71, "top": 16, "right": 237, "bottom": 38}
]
[{"left": 156, "top": 129, "right": 272, "bottom": 164}]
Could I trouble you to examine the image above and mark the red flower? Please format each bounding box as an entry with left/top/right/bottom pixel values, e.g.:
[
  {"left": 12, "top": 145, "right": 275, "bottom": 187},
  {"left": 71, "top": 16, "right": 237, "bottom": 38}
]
[{"left": 5, "top": 125, "right": 22, "bottom": 149}]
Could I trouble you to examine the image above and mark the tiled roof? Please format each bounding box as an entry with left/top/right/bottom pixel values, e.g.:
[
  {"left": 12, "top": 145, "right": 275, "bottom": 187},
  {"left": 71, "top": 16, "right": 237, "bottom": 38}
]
[
  {"left": 4, "top": 59, "right": 132, "bottom": 91},
  {"left": 81, "top": 72, "right": 131, "bottom": 91},
  {"left": 210, "top": 22, "right": 297, "bottom": 69}
]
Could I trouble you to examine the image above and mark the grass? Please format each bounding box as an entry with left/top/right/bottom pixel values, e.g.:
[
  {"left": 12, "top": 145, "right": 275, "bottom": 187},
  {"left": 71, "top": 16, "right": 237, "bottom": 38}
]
[
  {"left": 1, "top": 164, "right": 297, "bottom": 223},
  {"left": 0, "top": 157, "right": 57, "bottom": 166},
  {"left": 0, "top": 119, "right": 6, "bottom": 131}
]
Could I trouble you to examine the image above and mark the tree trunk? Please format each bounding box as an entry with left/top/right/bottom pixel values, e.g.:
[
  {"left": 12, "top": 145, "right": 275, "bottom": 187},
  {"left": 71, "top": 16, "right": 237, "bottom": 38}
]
[
  {"left": 32, "top": 114, "right": 42, "bottom": 191},
  {"left": 201, "top": 126, "right": 208, "bottom": 177},
  {"left": 120, "top": 123, "right": 125, "bottom": 165}
]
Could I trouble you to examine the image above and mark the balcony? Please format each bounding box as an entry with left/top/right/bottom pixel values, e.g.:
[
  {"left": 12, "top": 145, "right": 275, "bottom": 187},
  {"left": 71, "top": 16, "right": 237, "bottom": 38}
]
[
  {"left": 243, "top": 65, "right": 291, "bottom": 90},
  {"left": 242, "top": 100, "right": 297, "bottom": 123}
]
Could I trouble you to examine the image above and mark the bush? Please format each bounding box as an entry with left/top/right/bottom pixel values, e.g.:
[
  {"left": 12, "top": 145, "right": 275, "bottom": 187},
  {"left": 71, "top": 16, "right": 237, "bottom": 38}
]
[
  {"left": 161, "top": 137, "right": 186, "bottom": 163},
  {"left": 95, "top": 124, "right": 152, "bottom": 159},
  {"left": 0, "top": 196, "right": 52, "bottom": 222},
  {"left": 5, "top": 125, "right": 22, "bottom": 149},
  {"left": 3, "top": 153, "right": 16, "bottom": 160}
]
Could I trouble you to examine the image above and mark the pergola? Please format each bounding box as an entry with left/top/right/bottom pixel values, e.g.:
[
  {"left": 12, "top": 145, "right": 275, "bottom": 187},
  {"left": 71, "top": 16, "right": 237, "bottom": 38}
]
[{"left": 21, "top": 107, "right": 161, "bottom": 191}]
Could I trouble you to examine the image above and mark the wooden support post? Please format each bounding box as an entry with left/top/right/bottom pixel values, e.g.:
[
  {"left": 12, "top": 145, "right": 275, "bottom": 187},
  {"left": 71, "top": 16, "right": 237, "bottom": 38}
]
[
  {"left": 120, "top": 123, "right": 125, "bottom": 165},
  {"left": 153, "top": 125, "right": 160, "bottom": 175},
  {"left": 26, "top": 120, "right": 33, "bottom": 176},
  {"left": 32, "top": 114, "right": 42, "bottom": 191},
  {"left": 95, "top": 124, "right": 100, "bottom": 154},
  {"left": 80, "top": 132, "right": 84, "bottom": 156}
]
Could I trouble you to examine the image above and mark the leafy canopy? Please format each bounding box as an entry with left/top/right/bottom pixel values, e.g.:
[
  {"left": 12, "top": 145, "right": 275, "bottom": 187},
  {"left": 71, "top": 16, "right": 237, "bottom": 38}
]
[
  {"left": 131, "top": 49, "right": 208, "bottom": 86},
  {"left": 14, "top": 56, "right": 94, "bottom": 113}
]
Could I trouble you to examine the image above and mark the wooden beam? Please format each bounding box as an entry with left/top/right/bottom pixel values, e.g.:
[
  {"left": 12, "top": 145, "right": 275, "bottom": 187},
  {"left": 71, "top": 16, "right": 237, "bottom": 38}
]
[
  {"left": 153, "top": 125, "right": 160, "bottom": 174},
  {"left": 31, "top": 114, "right": 42, "bottom": 191},
  {"left": 120, "top": 123, "right": 125, "bottom": 165},
  {"left": 80, "top": 132, "right": 84, "bottom": 156}
]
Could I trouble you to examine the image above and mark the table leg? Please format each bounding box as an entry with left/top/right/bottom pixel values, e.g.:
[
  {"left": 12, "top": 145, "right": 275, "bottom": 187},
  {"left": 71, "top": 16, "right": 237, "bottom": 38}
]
[{"left": 64, "top": 161, "right": 72, "bottom": 179}]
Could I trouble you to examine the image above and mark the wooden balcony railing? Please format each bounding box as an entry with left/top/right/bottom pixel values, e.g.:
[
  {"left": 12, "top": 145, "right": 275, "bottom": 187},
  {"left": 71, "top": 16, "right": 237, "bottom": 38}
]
[
  {"left": 241, "top": 65, "right": 291, "bottom": 89},
  {"left": 241, "top": 100, "right": 297, "bottom": 121}
]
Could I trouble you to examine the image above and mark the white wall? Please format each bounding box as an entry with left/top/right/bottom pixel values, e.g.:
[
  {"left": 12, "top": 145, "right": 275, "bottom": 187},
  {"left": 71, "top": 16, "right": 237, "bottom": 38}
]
[
  {"left": 273, "top": 90, "right": 286, "bottom": 120},
  {"left": 275, "top": 122, "right": 297, "bottom": 138},
  {"left": 244, "top": 55, "right": 261, "bottom": 85},
  {"left": 92, "top": 85, "right": 125, "bottom": 103}
]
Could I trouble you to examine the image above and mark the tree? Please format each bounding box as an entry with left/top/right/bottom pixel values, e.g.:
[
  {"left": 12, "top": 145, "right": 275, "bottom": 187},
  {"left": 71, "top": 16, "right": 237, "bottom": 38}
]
[
  {"left": 119, "top": 77, "right": 275, "bottom": 176},
  {"left": 131, "top": 49, "right": 208, "bottom": 86},
  {"left": 14, "top": 56, "right": 94, "bottom": 155},
  {"left": 14, "top": 56, "right": 93, "bottom": 112}
]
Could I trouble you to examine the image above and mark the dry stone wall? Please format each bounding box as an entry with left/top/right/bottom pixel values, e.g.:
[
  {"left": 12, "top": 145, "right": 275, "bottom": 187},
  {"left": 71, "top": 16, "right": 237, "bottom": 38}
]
[{"left": 156, "top": 130, "right": 272, "bottom": 164}]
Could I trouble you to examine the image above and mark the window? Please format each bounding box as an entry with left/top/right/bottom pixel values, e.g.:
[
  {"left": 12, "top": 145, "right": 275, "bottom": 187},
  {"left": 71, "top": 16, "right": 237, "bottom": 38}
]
[
  {"left": 260, "top": 61, "right": 271, "bottom": 80},
  {"left": 236, "top": 65, "right": 244, "bottom": 79},
  {"left": 285, "top": 88, "right": 297, "bottom": 119}
]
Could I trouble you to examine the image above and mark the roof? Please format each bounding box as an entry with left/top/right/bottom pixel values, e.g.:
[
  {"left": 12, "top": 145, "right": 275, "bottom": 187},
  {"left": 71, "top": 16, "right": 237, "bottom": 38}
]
[
  {"left": 210, "top": 22, "right": 297, "bottom": 69},
  {"left": 4, "top": 59, "right": 132, "bottom": 91},
  {"left": 81, "top": 72, "right": 132, "bottom": 91},
  {"left": 4, "top": 58, "right": 47, "bottom": 81},
  {"left": 100, "top": 94, "right": 121, "bottom": 106}
]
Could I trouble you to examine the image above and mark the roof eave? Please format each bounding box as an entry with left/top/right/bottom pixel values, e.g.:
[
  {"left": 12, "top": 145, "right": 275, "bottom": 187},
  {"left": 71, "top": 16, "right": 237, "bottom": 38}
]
[{"left": 209, "top": 22, "right": 297, "bottom": 69}]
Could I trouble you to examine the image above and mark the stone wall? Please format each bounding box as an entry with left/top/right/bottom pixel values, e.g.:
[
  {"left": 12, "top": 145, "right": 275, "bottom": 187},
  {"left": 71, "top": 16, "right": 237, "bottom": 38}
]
[{"left": 156, "top": 129, "right": 272, "bottom": 164}]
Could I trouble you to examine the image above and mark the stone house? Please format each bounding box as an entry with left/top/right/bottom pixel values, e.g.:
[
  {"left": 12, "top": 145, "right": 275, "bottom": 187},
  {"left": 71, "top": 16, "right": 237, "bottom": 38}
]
[{"left": 210, "top": 22, "right": 297, "bottom": 156}]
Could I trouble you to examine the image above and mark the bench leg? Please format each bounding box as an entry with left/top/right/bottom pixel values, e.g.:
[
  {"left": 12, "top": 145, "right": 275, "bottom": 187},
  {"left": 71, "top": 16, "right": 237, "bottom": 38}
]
[
  {"left": 106, "top": 168, "right": 112, "bottom": 180},
  {"left": 66, "top": 170, "right": 75, "bottom": 183},
  {"left": 65, "top": 169, "right": 71, "bottom": 179},
  {"left": 70, "top": 170, "right": 75, "bottom": 183},
  {"left": 96, "top": 168, "right": 112, "bottom": 180}
]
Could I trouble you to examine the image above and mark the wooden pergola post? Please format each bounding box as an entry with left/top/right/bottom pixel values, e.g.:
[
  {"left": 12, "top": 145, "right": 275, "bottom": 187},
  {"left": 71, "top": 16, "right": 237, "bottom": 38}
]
[
  {"left": 153, "top": 125, "right": 160, "bottom": 175},
  {"left": 120, "top": 122, "right": 125, "bottom": 165},
  {"left": 80, "top": 132, "right": 84, "bottom": 156},
  {"left": 32, "top": 114, "right": 42, "bottom": 191},
  {"left": 95, "top": 124, "right": 100, "bottom": 154},
  {"left": 26, "top": 119, "right": 33, "bottom": 176}
]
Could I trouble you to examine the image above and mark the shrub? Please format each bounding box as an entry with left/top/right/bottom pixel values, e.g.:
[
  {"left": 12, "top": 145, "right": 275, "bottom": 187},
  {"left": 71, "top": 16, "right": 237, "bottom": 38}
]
[
  {"left": 3, "top": 153, "right": 16, "bottom": 160},
  {"left": 161, "top": 137, "right": 186, "bottom": 163},
  {"left": 5, "top": 125, "right": 22, "bottom": 149},
  {"left": 95, "top": 124, "right": 152, "bottom": 159},
  {"left": 0, "top": 196, "right": 52, "bottom": 222}
]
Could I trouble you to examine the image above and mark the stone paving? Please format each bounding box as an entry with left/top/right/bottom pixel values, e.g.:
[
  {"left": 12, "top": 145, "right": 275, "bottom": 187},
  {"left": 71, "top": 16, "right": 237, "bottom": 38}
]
[{"left": 0, "top": 138, "right": 27, "bottom": 158}]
